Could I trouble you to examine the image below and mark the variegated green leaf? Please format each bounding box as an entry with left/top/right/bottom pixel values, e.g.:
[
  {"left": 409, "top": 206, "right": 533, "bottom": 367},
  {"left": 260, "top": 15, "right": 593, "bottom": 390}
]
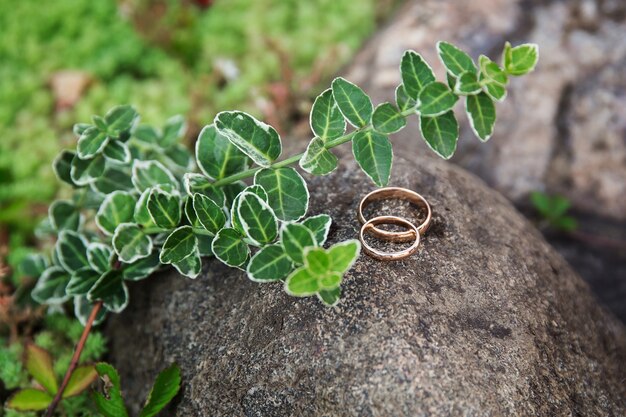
[
  {"left": 103, "top": 140, "right": 131, "bottom": 164},
  {"left": 195, "top": 124, "right": 249, "bottom": 180},
  {"left": 56, "top": 230, "right": 89, "bottom": 273},
  {"left": 160, "top": 226, "right": 198, "bottom": 264},
  {"left": 212, "top": 228, "right": 249, "bottom": 268},
  {"left": 372, "top": 102, "right": 406, "bottom": 134},
  {"left": 254, "top": 167, "right": 309, "bottom": 222},
  {"left": 77, "top": 127, "right": 109, "bottom": 159},
  {"left": 352, "top": 130, "right": 392, "bottom": 187},
  {"left": 331, "top": 77, "right": 373, "bottom": 128},
  {"left": 132, "top": 160, "right": 177, "bottom": 193},
  {"left": 419, "top": 111, "right": 459, "bottom": 159},
  {"left": 66, "top": 267, "right": 101, "bottom": 296},
  {"left": 237, "top": 192, "right": 278, "bottom": 246},
  {"left": 49, "top": 200, "right": 81, "bottom": 231},
  {"left": 417, "top": 82, "right": 458, "bottom": 117},
  {"left": 87, "top": 270, "right": 129, "bottom": 313},
  {"left": 182, "top": 173, "right": 226, "bottom": 207},
  {"left": 317, "top": 287, "right": 341, "bottom": 306},
  {"left": 74, "top": 296, "right": 107, "bottom": 327},
  {"left": 299, "top": 137, "right": 338, "bottom": 176},
  {"left": 96, "top": 191, "right": 137, "bottom": 235},
  {"left": 112, "top": 223, "right": 152, "bottom": 263},
  {"left": 395, "top": 84, "right": 417, "bottom": 112},
  {"left": 301, "top": 214, "right": 332, "bottom": 246},
  {"left": 92, "top": 167, "right": 133, "bottom": 194},
  {"left": 280, "top": 223, "right": 316, "bottom": 265},
  {"left": 437, "top": 41, "right": 477, "bottom": 77},
  {"left": 122, "top": 253, "right": 161, "bottom": 281},
  {"left": 246, "top": 244, "right": 293, "bottom": 282},
  {"left": 147, "top": 188, "right": 181, "bottom": 229},
  {"left": 160, "top": 114, "right": 186, "bottom": 147},
  {"left": 172, "top": 247, "right": 202, "bottom": 279},
  {"left": 454, "top": 71, "right": 482, "bottom": 95},
  {"left": 310, "top": 88, "right": 346, "bottom": 141},
  {"left": 104, "top": 105, "right": 138, "bottom": 138},
  {"left": 53, "top": 150, "right": 77, "bottom": 186},
  {"left": 503, "top": 42, "right": 539, "bottom": 76},
  {"left": 31, "top": 266, "right": 71, "bottom": 304},
  {"left": 466, "top": 92, "right": 496, "bottom": 142},
  {"left": 70, "top": 154, "right": 106, "bottom": 186},
  {"left": 479, "top": 55, "right": 508, "bottom": 86},
  {"left": 87, "top": 243, "right": 113, "bottom": 274},
  {"left": 134, "top": 189, "right": 156, "bottom": 227},
  {"left": 400, "top": 50, "right": 436, "bottom": 100},
  {"left": 193, "top": 193, "right": 226, "bottom": 235}
]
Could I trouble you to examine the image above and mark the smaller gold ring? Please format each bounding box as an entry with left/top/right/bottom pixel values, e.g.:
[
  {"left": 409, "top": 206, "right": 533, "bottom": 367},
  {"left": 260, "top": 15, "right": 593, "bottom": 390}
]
[
  {"left": 358, "top": 187, "right": 432, "bottom": 242},
  {"left": 359, "top": 216, "right": 420, "bottom": 261}
]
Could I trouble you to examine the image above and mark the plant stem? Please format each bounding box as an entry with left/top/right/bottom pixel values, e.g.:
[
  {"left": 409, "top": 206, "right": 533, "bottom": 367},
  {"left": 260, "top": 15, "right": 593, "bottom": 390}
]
[{"left": 45, "top": 301, "right": 103, "bottom": 417}]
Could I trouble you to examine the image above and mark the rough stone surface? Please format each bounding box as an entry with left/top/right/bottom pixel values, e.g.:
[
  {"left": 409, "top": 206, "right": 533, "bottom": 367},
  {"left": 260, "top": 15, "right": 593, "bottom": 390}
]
[{"left": 107, "top": 156, "right": 626, "bottom": 416}]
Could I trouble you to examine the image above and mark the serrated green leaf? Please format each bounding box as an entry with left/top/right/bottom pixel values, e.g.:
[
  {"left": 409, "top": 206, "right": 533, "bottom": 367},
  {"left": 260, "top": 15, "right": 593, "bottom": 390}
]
[
  {"left": 32, "top": 267, "right": 71, "bottom": 304},
  {"left": 237, "top": 192, "right": 278, "bottom": 245},
  {"left": 63, "top": 365, "right": 97, "bottom": 398},
  {"left": 77, "top": 127, "right": 109, "bottom": 159},
  {"left": 113, "top": 223, "right": 152, "bottom": 263},
  {"left": 87, "top": 270, "right": 129, "bottom": 313},
  {"left": 417, "top": 82, "right": 458, "bottom": 117},
  {"left": 104, "top": 105, "right": 138, "bottom": 138},
  {"left": 479, "top": 55, "right": 508, "bottom": 86},
  {"left": 352, "top": 130, "right": 392, "bottom": 187},
  {"left": 254, "top": 167, "right": 309, "bottom": 221},
  {"left": 25, "top": 344, "right": 58, "bottom": 394},
  {"left": 87, "top": 243, "right": 113, "bottom": 274},
  {"left": 134, "top": 189, "right": 156, "bottom": 227},
  {"left": 246, "top": 244, "right": 293, "bottom": 282},
  {"left": 160, "top": 115, "right": 186, "bottom": 147},
  {"left": 193, "top": 193, "right": 226, "bottom": 235},
  {"left": 437, "top": 41, "right": 477, "bottom": 77},
  {"left": 6, "top": 388, "right": 53, "bottom": 411},
  {"left": 419, "top": 111, "right": 459, "bottom": 159},
  {"left": 454, "top": 71, "right": 482, "bottom": 95},
  {"left": 56, "top": 230, "right": 89, "bottom": 273},
  {"left": 212, "top": 228, "right": 249, "bottom": 268},
  {"left": 331, "top": 77, "right": 373, "bottom": 128},
  {"left": 103, "top": 140, "right": 131, "bottom": 164},
  {"left": 160, "top": 226, "right": 198, "bottom": 264},
  {"left": 147, "top": 188, "right": 181, "bottom": 229},
  {"left": 96, "top": 191, "right": 137, "bottom": 235},
  {"left": 196, "top": 124, "right": 249, "bottom": 180},
  {"left": 395, "top": 84, "right": 417, "bottom": 112},
  {"left": 479, "top": 72, "right": 507, "bottom": 101},
  {"left": 74, "top": 296, "right": 107, "bottom": 327},
  {"left": 138, "top": 363, "right": 182, "bottom": 417},
  {"left": 214, "top": 111, "right": 282, "bottom": 167},
  {"left": 93, "top": 363, "right": 129, "bottom": 417},
  {"left": 400, "top": 50, "right": 436, "bottom": 100},
  {"left": 92, "top": 167, "right": 134, "bottom": 194},
  {"left": 172, "top": 247, "right": 202, "bottom": 278},
  {"left": 182, "top": 173, "right": 226, "bottom": 207},
  {"left": 53, "top": 150, "right": 77, "bottom": 186},
  {"left": 70, "top": 154, "right": 106, "bottom": 186},
  {"left": 280, "top": 223, "right": 317, "bottom": 265},
  {"left": 122, "top": 253, "right": 161, "bottom": 281},
  {"left": 299, "top": 137, "right": 338, "bottom": 175},
  {"left": 317, "top": 287, "right": 341, "bottom": 306},
  {"left": 49, "top": 200, "right": 81, "bottom": 231},
  {"left": 466, "top": 92, "right": 496, "bottom": 142},
  {"left": 372, "top": 102, "right": 406, "bottom": 134},
  {"left": 301, "top": 214, "right": 332, "bottom": 245},
  {"left": 66, "top": 267, "right": 102, "bottom": 296},
  {"left": 503, "top": 42, "right": 539, "bottom": 76},
  {"left": 132, "top": 160, "right": 178, "bottom": 193},
  {"left": 310, "top": 88, "right": 346, "bottom": 141}
]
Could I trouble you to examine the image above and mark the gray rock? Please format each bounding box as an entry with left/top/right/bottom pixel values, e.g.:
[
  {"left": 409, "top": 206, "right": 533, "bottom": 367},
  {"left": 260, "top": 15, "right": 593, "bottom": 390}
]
[{"left": 107, "top": 155, "right": 626, "bottom": 416}]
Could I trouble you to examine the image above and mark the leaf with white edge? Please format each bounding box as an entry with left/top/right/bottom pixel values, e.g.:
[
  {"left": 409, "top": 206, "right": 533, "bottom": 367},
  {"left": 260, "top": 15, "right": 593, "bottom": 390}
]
[
  {"left": 246, "top": 244, "right": 293, "bottom": 282},
  {"left": 134, "top": 189, "right": 156, "bottom": 227},
  {"left": 56, "top": 230, "right": 89, "bottom": 273},
  {"left": 49, "top": 200, "right": 81, "bottom": 231},
  {"left": 214, "top": 111, "right": 282, "bottom": 167},
  {"left": 93, "top": 115, "right": 108, "bottom": 131},
  {"left": 352, "top": 130, "right": 393, "bottom": 187},
  {"left": 103, "top": 140, "right": 131, "bottom": 164},
  {"left": 160, "top": 115, "right": 186, "bottom": 147},
  {"left": 317, "top": 287, "right": 341, "bottom": 306},
  {"left": 92, "top": 167, "right": 133, "bottom": 194},
  {"left": 327, "top": 240, "right": 361, "bottom": 273},
  {"left": 437, "top": 41, "right": 477, "bottom": 77},
  {"left": 197, "top": 235, "right": 214, "bottom": 257},
  {"left": 223, "top": 181, "right": 246, "bottom": 207},
  {"left": 395, "top": 84, "right": 417, "bottom": 112},
  {"left": 212, "top": 228, "right": 250, "bottom": 268},
  {"left": 479, "top": 55, "right": 508, "bottom": 86},
  {"left": 93, "top": 363, "right": 130, "bottom": 417},
  {"left": 26, "top": 344, "right": 57, "bottom": 394},
  {"left": 132, "top": 160, "right": 178, "bottom": 193},
  {"left": 70, "top": 154, "right": 106, "bottom": 186},
  {"left": 331, "top": 77, "right": 373, "bottom": 127},
  {"left": 87, "top": 270, "right": 129, "bottom": 313},
  {"left": 299, "top": 137, "right": 338, "bottom": 175},
  {"left": 73, "top": 123, "right": 91, "bottom": 136},
  {"left": 193, "top": 193, "right": 226, "bottom": 235},
  {"left": 243, "top": 184, "right": 268, "bottom": 201},
  {"left": 400, "top": 50, "right": 436, "bottom": 100},
  {"left": 454, "top": 71, "right": 482, "bottom": 95},
  {"left": 112, "top": 223, "right": 152, "bottom": 263},
  {"left": 63, "top": 365, "right": 97, "bottom": 398},
  {"left": 77, "top": 127, "right": 109, "bottom": 159},
  {"left": 184, "top": 197, "right": 201, "bottom": 227},
  {"left": 237, "top": 192, "right": 278, "bottom": 245},
  {"left": 74, "top": 296, "right": 107, "bottom": 326},
  {"left": 229, "top": 193, "right": 246, "bottom": 235},
  {"left": 66, "top": 267, "right": 101, "bottom": 296},
  {"left": 134, "top": 125, "right": 160, "bottom": 144},
  {"left": 137, "top": 363, "right": 182, "bottom": 417},
  {"left": 6, "top": 389, "right": 53, "bottom": 411},
  {"left": 419, "top": 111, "right": 459, "bottom": 159},
  {"left": 466, "top": 92, "right": 496, "bottom": 142},
  {"left": 122, "top": 253, "right": 161, "bottom": 281},
  {"left": 310, "top": 88, "right": 346, "bottom": 142},
  {"left": 372, "top": 102, "right": 406, "bottom": 134},
  {"left": 503, "top": 42, "right": 539, "bottom": 76},
  {"left": 147, "top": 188, "right": 181, "bottom": 229},
  {"left": 182, "top": 173, "right": 226, "bottom": 206},
  {"left": 87, "top": 243, "right": 113, "bottom": 274},
  {"left": 160, "top": 226, "right": 198, "bottom": 264},
  {"left": 19, "top": 254, "right": 48, "bottom": 277},
  {"left": 254, "top": 167, "right": 309, "bottom": 222},
  {"left": 301, "top": 214, "right": 332, "bottom": 245},
  {"left": 195, "top": 124, "right": 249, "bottom": 180},
  {"left": 280, "top": 223, "right": 317, "bottom": 265},
  {"left": 417, "top": 82, "right": 458, "bottom": 117},
  {"left": 162, "top": 144, "right": 194, "bottom": 171},
  {"left": 96, "top": 191, "right": 137, "bottom": 235},
  {"left": 53, "top": 150, "right": 77, "bottom": 186},
  {"left": 480, "top": 73, "right": 507, "bottom": 102},
  {"left": 172, "top": 247, "right": 202, "bottom": 279},
  {"left": 31, "top": 267, "right": 71, "bottom": 304},
  {"left": 104, "top": 105, "right": 138, "bottom": 138}
]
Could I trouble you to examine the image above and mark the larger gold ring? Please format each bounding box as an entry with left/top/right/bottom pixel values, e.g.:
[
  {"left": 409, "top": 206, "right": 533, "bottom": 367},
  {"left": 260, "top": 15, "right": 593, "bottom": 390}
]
[
  {"left": 358, "top": 187, "right": 431, "bottom": 242},
  {"left": 359, "top": 216, "right": 420, "bottom": 261}
]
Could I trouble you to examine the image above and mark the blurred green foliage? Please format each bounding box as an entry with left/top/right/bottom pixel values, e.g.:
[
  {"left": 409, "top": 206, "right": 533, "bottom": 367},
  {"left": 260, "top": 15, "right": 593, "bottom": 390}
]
[{"left": 0, "top": 0, "right": 384, "bottom": 264}]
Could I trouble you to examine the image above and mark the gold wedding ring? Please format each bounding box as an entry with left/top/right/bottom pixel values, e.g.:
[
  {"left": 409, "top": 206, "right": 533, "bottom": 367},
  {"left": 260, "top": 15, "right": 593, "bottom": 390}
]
[{"left": 359, "top": 216, "right": 420, "bottom": 261}]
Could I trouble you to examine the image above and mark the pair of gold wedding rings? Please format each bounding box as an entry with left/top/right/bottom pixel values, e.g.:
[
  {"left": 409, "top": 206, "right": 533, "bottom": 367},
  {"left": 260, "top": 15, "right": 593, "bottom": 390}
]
[{"left": 357, "top": 187, "right": 432, "bottom": 261}]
